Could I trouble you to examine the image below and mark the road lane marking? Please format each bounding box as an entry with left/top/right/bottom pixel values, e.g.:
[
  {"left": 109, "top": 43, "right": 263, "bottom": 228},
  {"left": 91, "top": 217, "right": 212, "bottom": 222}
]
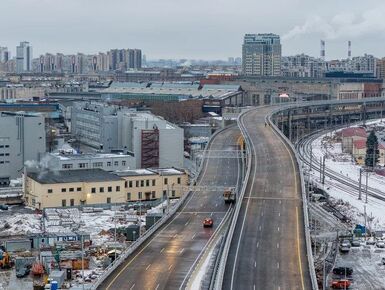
[
  {"left": 256, "top": 241, "right": 259, "bottom": 248},
  {"left": 254, "top": 261, "right": 256, "bottom": 268},
  {"left": 130, "top": 284, "right": 135, "bottom": 290},
  {"left": 278, "top": 212, "right": 281, "bottom": 217},
  {"left": 277, "top": 262, "right": 280, "bottom": 269},
  {"left": 168, "top": 264, "right": 173, "bottom": 270},
  {"left": 185, "top": 221, "right": 189, "bottom": 226},
  {"left": 278, "top": 227, "right": 280, "bottom": 232},
  {"left": 145, "top": 264, "right": 151, "bottom": 270},
  {"left": 191, "top": 233, "right": 196, "bottom": 240},
  {"left": 210, "top": 212, "right": 213, "bottom": 217},
  {"left": 296, "top": 206, "right": 305, "bottom": 290},
  {"left": 179, "top": 248, "right": 185, "bottom": 255},
  {"left": 277, "top": 243, "right": 280, "bottom": 249},
  {"left": 155, "top": 284, "right": 160, "bottom": 290},
  {"left": 259, "top": 225, "right": 262, "bottom": 231},
  {"left": 243, "top": 197, "right": 300, "bottom": 200},
  {"left": 261, "top": 212, "right": 264, "bottom": 217},
  {"left": 253, "top": 284, "right": 256, "bottom": 290},
  {"left": 174, "top": 234, "right": 178, "bottom": 238},
  {"left": 160, "top": 248, "right": 165, "bottom": 253}
]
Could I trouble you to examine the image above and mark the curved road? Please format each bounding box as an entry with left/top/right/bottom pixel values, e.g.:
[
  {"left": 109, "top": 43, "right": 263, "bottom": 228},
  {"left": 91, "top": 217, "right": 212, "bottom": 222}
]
[
  {"left": 223, "top": 107, "right": 312, "bottom": 290},
  {"left": 98, "top": 126, "right": 241, "bottom": 290}
]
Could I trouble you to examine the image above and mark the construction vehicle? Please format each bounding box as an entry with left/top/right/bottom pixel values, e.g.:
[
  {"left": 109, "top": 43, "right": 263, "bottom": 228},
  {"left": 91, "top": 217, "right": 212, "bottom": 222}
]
[
  {"left": 0, "top": 250, "right": 12, "bottom": 269},
  {"left": 223, "top": 187, "right": 236, "bottom": 203}
]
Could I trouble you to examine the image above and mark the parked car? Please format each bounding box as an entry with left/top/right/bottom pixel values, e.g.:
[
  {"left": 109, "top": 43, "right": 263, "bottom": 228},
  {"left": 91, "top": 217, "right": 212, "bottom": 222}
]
[
  {"left": 203, "top": 218, "right": 213, "bottom": 227},
  {"left": 331, "top": 279, "right": 351, "bottom": 289},
  {"left": 377, "top": 241, "right": 385, "bottom": 248},
  {"left": 333, "top": 267, "right": 353, "bottom": 276},
  {"left": 366, "top": 238, "right": 376, "bottom": 245},
  {"left": 340, "top": 240, "right": 351, "bottom": 248},
  {"left": 351, "top": 240, "right": 361, "bottom": 247},
  {"left": 0, "top": 204, "right": 8, "bottom": 210}
]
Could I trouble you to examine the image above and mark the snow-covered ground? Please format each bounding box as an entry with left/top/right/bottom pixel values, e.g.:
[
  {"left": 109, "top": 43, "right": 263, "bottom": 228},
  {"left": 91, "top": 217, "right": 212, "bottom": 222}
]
[{"left": 309, "top": 120, "right": 385, "bottom": 231}]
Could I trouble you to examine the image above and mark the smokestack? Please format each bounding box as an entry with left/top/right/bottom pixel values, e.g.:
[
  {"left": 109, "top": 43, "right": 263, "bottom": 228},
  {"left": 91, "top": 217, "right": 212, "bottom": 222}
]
[
  {"left": 320, "top": 40, "right": 325, "bottom": 60},
  {"left": 348, "top": 41, "right": 352, "bottom": 59}
]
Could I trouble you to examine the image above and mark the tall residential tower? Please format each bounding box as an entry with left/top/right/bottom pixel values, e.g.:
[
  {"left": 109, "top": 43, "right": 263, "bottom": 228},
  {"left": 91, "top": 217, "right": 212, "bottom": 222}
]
[
  {"left": 242, "top": 33, "right": 281, "bottom": 76},
  {"left": 16, "top": 41, "right": 33, "bottom": 73}
]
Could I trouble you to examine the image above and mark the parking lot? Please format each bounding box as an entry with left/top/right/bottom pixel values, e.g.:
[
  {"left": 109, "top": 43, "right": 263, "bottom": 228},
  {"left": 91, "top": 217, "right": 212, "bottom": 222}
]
[{"left": 328, "top": 239, "right": 385, "bottom": 289}]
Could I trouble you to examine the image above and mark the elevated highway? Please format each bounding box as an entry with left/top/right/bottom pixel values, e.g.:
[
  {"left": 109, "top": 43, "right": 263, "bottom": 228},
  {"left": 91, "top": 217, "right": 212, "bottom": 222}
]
[
  {"left": 98, "top": 126, "right": 242, "bottom": 290},
  {"left": 222, "top": 107, "right": 312, "bottom": 290}
]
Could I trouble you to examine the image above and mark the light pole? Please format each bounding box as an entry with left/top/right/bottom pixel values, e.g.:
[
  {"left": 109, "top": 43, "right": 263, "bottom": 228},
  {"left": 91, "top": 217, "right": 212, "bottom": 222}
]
[{"left": 365, "top": 170, "right": 369, "bottom": 204}]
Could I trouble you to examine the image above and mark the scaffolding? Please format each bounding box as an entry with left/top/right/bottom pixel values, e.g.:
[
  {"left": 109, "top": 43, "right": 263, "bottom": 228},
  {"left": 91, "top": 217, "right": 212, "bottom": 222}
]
[{"left": 141, "top": 127, "right": 159, "bottom": 168}]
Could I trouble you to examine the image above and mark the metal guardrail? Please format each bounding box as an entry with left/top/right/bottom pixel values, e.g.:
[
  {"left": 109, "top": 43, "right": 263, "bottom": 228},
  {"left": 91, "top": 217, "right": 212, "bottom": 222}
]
[
  {"left": 268, "top": 108, "right": 319, "bottom": 290},
  {"left": 212, "top": 109, "right": 253, "bottom": 290},
  {"left": 90, "top": 125, "right": 235, "bottom": 290}
]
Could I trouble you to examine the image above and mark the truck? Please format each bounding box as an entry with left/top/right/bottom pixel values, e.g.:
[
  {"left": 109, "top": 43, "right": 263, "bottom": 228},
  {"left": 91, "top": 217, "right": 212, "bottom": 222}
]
[{"left": 223, "top": 188, "right": 236, "bottom": 204}]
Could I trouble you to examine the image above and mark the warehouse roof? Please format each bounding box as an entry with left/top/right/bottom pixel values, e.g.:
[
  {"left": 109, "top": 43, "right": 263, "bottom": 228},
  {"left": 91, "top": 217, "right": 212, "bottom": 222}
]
[{"left": 27, "top": 169, "right": 123, "bottom": 184}]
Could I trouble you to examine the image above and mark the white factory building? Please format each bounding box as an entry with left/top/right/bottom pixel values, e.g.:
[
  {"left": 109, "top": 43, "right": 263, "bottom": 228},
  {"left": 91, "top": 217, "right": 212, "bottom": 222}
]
[
  {"left": 71, "top": 102, "right": 184, "bottom": 169},
  {"left": 0, "top": 112, "right": 46, "bottom": 185}
]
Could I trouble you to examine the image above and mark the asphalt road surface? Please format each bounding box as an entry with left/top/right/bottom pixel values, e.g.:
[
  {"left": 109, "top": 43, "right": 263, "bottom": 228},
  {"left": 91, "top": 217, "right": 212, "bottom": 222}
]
[
  {"left": 98, "top": 126, "right": 241, "bottom": 290},
  {"left": 223, "top": 107, "right": 312, "bottom": 290}
]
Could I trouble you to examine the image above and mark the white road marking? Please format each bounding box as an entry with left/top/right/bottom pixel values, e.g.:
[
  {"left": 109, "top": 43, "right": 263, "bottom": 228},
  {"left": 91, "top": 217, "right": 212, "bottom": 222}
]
[
  {"left": 155, "top": 284, "right": 160, "bottom": 290},
  {"left": 256, "top": 241, "right": 259, "bottom": 248},
  {"left": 278, "top": 212, "right": 281, "bottom": 217},
  {"left": 278, "top": 227, "right": 280, "bottom": 232},
  {"left": 259, "top": 225, "right": 262, "bottom": 231},
  {"left": 173, "top": 234, "right": 178, "bottom": 238},
  {"left": 130, "top": 284, "right": 135, "bottom": 290},
  {"left": 160, "top": 248, "right": 165, "bottom": 253},
  {"left": 253, "top": 284, "right": 256, "bottom": 290},
  {"left": 146, "top": 264, "right": 151, "bottom": 270},
  {"left": 179, "top": 248, "right": 185, "bottom": 255},
  {"left": 191, "top": 233, "right": 196, "bottom": 240},
  {"left": 261, "top": 212, "right": 264, "bottom": 217},
  {"left": 254, "top": 261, "right": 256, "bottom": 268},
  {"left": 210, "top": 212, "right": 213, "bottom": 216},
  {"left": 277, "top": 262, "right": 280, "bottom": 269},
  {"left": 185, "top": 221, "right": 189, "bottom": 226},
  {"left": 215, "top": 203, "right": 218, "bottom": 207},
  {"left": 279, "top": 200, "right": 282, "bottom": 204},
  {"left": 277, "top": 243, "right": 280, "bottom": 249},
  {"left": 168, "top": 264, "right": 173, "bottom": 270}
]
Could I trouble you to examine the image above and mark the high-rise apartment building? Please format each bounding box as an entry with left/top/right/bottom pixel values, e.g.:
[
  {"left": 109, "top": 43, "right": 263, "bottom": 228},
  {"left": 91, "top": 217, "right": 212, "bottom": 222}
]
[
  {"left": 0, "top": 47, "right": 9, "bottom": 63},
  {"left": 282, "top": 54, "right": 326, "bottom": 78},
  {"left": 242, "top": 33, "right": 281, "bottom": 76},
  {"left": 16, "top": 41, "right": 33, "bottom": 73}
]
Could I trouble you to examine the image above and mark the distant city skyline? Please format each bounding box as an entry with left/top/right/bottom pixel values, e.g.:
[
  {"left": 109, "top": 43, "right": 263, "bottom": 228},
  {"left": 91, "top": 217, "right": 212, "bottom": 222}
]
[{"left": 1, "top": 0, "right": 385, "bottom": 60}]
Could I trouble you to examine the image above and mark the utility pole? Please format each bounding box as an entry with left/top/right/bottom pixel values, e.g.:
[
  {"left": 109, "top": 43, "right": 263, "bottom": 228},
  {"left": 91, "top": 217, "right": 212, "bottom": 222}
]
[
  {"left": 358, "top": 168, "right": 362, "bottom": 200},
  {"left": 309, "top": 147, "right": 313, "bottom": 172},
  {"left": 322, "top": 155, "right": 326, "bottom": 185},
  {"left": 364, "top": 205, "right": 367, "bottom": 241},
  {"left": 81, "top": 233, "right": 84, "bottom": 290},
  {"left": 365, "top": 171, "right": 369, "bottom": 204}
]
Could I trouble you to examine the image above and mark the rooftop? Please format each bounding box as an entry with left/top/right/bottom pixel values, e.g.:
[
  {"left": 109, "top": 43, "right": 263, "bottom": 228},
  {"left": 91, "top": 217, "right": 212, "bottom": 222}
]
[
  {"left": 50, "top": 152, "right": 132, "bottom": 161},
  {"left": 27, "top": 169, "right": 123, "bottom": 184},
  {"left": 114, "top": 168, "right": 185, "bottom": 177},
  {"left": 341, "top": 127, "right": 367, "bottom": 138}
]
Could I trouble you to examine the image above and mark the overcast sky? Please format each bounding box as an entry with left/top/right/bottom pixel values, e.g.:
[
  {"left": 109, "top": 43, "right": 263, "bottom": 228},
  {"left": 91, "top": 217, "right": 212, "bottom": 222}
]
[{"left": 2, "top": 0, "right": 385, "bottom": 60}]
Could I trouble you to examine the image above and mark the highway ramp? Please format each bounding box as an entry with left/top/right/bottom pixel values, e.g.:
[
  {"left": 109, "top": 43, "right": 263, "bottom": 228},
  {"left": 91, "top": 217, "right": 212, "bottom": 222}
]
[{"left": 98, "top": 126, "right": 241, "bottom": 290}]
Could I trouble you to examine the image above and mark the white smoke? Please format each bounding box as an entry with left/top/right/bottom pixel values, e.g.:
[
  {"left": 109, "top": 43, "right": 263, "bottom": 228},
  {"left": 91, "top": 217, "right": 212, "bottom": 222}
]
[{"left": 283, "top": 7, "right": 385, "bottom": 40}]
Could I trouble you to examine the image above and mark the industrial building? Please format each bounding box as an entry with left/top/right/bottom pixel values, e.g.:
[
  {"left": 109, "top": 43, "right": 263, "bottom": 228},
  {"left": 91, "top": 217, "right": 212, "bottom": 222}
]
[
  {"left": 24, "top": 167, "right": 188, "bottom": 209},
  {"left": 71, "top": 102, "right": 184, "bottom": 168},
  {"left": 43, "top": 151, "right": 136, "bottom": 171},
  {"left": 0, "top": 112, "right": 46, "bottom": 186}
]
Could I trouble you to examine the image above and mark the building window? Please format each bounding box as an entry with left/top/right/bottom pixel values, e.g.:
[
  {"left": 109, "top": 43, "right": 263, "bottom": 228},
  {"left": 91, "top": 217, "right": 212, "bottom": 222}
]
[
  {"left": 152, "top": 191, "right": 156, "bottom": 199},
  {"left": 140, "top": 180, "right": 144, "bottom": 187},
  {"left": 62, "top": 199, "right": 66, "bottom": 207},
  {"left": 177, "top": 177, "right": 181, "bottom": 184},
  {"left": 100, "top": 187, "right": 104, "bottom": 193},
  {"left": 122, "top": 161, "right": 126, "bottom": 166},
  {"left": 114, "top": 161, "right": 119, "bottom": 166},
  {"left": 61, "top": 188, "right": 66, "bottom": 193},
  {"left": 91, "top": 187, "right": 96, "bottom": 193},
  {"left": 32, "top": 198, "right": 36, "bottom": 207},
  {"left": 163, "top": 190, "right": 167, "bottom": 198},
  {"left": 116, "top": 186, "right": 120, "bottom": 192},
  {"left": 138, "top": 192, "right": 142, "bottom": 200},
  {"left": 93, "top": 162, "right": 103, "bottom": 168},
  {"left": 164, "top": 178, "right": 168, "bottom": 185},
  {"left": 129, "top": 181, "right": 133, "bottom": 188},
  {"left": 107, "top": 197, "right": 111, "bottom": 204},
  {"left": 4, "top": 145, "right": 9, "bottom": 148},
  {"left": 78, "top": 163, "right": 88, "bottom": 168},
  {"left": 172, "top": 190, "right": 176, "bottom": 197},
  {"left": 47, "top": 189, "right": 53, "bottom": 194},
  {"left": 136, "top": 180, "right": 139, "bottom": 187},
  {"left": 77, "top": 187, "right": 82, "bottom": 192},
  {"left": 127, "top": 192, "right": 131, "bottom": 200},
  {"left": 125, "top": 181, "right": 128, "bottom": 188},
  {"left": 107, "top": 162, "right": 111, "bottom": 167},
  {"left": 146, "top": 180, "right": 150, "bottom": 187},
  {"left": 152, "top": 179, "right": 156, "bottom": 186},
  {"left": 70, "top": 199, "right": 75, "bottom": 206},
  {"left": 62, "top": 164, "right": 73, "bottom": 169},
  {"left": 69, "top": 188, "right": 74, "bottom": 192},
  {"left": 106, "top": 186, "right": 111, "bottom": 192}
]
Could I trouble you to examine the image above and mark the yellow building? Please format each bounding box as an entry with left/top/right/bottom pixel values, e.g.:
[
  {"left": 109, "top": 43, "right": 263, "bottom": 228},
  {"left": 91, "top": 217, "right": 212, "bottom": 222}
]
[
  {"left": 115, "top": 168, "right": 188, "bottom": 201},
  {"left": 24, "top": 168, "right": 188, "bottom": 209}
]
